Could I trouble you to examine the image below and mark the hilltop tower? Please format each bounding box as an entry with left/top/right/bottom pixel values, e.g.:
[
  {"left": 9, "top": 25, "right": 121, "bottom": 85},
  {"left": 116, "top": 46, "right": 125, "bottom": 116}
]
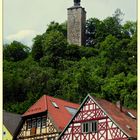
[{"left": 67, "top": 0, "right": 86, "bottom": 46}]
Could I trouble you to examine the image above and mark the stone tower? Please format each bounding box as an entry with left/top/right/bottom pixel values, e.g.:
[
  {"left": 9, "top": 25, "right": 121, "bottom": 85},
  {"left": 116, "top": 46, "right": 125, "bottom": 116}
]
[{"left": 67, "top": 0, "right": 86, "bottom": 46}]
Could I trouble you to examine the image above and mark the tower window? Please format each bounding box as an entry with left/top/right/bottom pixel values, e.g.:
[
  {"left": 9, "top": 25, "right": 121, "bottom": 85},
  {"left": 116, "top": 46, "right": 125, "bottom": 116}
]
[{"left": 32, "top": 119, "right": 36, "bottom": 127}]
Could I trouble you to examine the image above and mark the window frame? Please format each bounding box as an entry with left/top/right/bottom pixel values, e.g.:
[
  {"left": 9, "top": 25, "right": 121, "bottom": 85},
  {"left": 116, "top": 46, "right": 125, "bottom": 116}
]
[
  {"left": 82, "top": 121, "right": 98, "bottom": 133},
  {"left": 27, "top": 119, "right": 32, "bottom": 130},
  {"left": 82, "top": 122, "right": 89, "bottom": 133},
  {"left": 42, "top": 117, "right": 47, "bottom": 127},
  {"left": 37, "top": 117, "right": 41, "bottom": 128},
  {"left": 32, "top": 118, "right": 36, "bottom": 128},
  {"left": 90, "top": 121, "right": 98, "bottom": 133}
]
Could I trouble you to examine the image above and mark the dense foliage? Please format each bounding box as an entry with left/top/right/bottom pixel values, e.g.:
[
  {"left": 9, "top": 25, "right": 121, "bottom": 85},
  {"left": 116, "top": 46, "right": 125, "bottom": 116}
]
[{"left": 3, "top": 10, "right": 137, "bottom": 114}]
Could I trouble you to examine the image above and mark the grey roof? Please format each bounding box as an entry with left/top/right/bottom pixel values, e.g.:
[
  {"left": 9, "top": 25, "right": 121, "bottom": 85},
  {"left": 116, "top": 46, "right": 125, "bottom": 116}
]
[{"left": 3, "top": 110, "right": 22, "bottom": 136}]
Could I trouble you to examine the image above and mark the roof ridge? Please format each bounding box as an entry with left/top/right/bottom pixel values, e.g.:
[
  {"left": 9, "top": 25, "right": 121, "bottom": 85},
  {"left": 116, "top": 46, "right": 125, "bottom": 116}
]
[{"left": 45, "top": 95, "right": 48, "bottom": 112}]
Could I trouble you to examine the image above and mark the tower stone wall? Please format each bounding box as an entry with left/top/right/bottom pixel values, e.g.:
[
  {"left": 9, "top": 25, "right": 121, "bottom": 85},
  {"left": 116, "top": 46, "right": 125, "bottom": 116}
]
[{"left": 67, "top": 6, "right": 86, "bottom": 46}]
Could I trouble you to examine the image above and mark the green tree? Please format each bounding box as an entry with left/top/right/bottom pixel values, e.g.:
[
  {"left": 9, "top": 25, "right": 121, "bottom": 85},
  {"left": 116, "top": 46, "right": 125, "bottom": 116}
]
[
  {"left": 3, "top": 12, "right": 137, "bottom": 113},
  {"left": 123, "top": 21, "right": 136, "bottom": 38},
  {"left": 85, "top": 9, "right": 124, "bottom": 46},
  {"left": 3, "top": 41, "right": 30, "bottom": 61},
  {"left": 41, "top": 31, "right": 67, "bottom": 68},
  {"left": 46, "top": 21, "right": 67, "bottom": 37},
  {"left": 101, "top": 73, "right": 126, "bottom": 102},
  {"left": 123, "top": 73, "right": 137, "bottom": 109},
  {"left": 86, "top": 18, "right": 107, "bottom": 46},
  {"left": 32, "top": 35, "right": 44, "bottom": 61},
  {"left": 100, "top": 35, "right": 119, "bottom": 61}
]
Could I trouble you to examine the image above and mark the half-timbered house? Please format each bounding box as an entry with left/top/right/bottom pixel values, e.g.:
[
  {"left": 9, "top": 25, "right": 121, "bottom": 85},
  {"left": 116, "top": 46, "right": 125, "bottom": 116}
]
[
  {"left": 58, "top": 94, "right": 137, "bottom": 140},
  {"left": 14, "top": 95, "right": 79, "bottom": 140}
]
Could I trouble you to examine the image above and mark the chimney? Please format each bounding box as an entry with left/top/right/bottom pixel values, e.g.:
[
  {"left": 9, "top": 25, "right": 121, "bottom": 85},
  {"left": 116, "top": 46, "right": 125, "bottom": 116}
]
[{"left": 116, "top": 101, "right": 123, "bottom": 112}]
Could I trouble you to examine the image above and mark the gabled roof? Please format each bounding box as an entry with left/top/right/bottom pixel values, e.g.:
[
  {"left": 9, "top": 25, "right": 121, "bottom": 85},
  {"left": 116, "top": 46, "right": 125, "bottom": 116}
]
[
  {"left": 3, "top": 111, "right": 22, "bottom": 136},
  {"left": 59, "top": 94, "right": 137, "bottom": 139},
  {"left": 23, "top": 95, "right": 80, "bottom": 131}
]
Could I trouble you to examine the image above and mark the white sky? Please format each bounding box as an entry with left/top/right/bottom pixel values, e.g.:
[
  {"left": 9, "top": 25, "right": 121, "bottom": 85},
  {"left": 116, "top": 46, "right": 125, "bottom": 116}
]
[{"left": 3, "top": 0, "right": 137, "bottom": 46}]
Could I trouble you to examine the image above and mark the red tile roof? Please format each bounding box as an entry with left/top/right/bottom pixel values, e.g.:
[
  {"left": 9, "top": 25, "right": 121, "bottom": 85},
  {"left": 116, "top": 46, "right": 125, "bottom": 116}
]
[
  {"left": 95, "top": 98, "right": 137, "bottom": 138},
  {"left": 23, "top": 95, "right": 80, "bottom": 131}
]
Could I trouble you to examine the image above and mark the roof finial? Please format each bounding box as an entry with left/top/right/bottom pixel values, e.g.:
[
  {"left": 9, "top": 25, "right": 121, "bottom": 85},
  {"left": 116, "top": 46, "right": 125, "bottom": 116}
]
[{"left": 74, "top": 0, "right": 81, "bottom": 6}]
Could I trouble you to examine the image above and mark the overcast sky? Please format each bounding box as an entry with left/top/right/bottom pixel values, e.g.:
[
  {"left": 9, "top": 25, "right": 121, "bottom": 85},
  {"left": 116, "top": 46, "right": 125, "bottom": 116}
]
[{"left": 3, "top": 0, "right": 137, "bottom": 46}]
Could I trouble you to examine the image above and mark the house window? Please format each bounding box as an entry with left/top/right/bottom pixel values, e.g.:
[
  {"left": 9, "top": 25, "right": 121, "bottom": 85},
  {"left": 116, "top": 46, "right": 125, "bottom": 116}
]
[
  {"left": 82, "top": 122, "right": 89, "bottom": 133},
  {"left": 3, "top": 131, "right": 6, "bottom": 136},
  {"left": 91, "top": 121, "right": 97, "bottom": 133},
  {"left": 27, "top": 119, "right": 32, "bottom": 129},
  {"left": 32, "top": 119, "right": 36, "bottom": 127},
  {"left": 37, "top": 117, "right": 41, "bottom": 127},
  {"left": 82, "top": 121, "right": 98, "bottom": 133},
  {"left": 42, "top": 117, "right": 46, "bottom": 127}
]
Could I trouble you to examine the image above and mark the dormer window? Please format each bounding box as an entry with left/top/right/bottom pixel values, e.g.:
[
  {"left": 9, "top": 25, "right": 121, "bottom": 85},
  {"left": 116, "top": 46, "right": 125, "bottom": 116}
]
[
  {"left": 65, "top": 106, "right": 77, "bottom": 115},
  {"left": 127, "top": 112, "right": 136, "bottom": 119},
  {"left": 52, "top": 101, "right": 59, "bottom": 108}
]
